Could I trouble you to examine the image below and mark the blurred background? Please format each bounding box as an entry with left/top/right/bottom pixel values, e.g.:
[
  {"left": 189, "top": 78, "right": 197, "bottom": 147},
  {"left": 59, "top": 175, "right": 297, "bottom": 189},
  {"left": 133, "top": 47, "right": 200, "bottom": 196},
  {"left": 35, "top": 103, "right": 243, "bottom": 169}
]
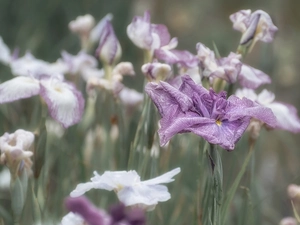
[{"left": 0, "top": 0, "right": 300, "bottom": 224}]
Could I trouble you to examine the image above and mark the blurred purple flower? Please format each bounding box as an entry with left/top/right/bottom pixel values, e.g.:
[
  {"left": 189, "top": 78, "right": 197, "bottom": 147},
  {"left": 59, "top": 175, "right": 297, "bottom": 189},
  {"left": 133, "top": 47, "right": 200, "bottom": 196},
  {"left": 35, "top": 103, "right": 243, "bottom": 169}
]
[
  {"left": 96, "top": 20, "right": 122, "bottom": 65},
  {"left": 145, "top": 75, "right": 276, "bottom": 150},
  {"left": 65, "top": 196, "right": 108, "bottom": 225},
  {"left": 230, "top": 9, "right": 278, "bottom": 46},
  {"left": 63, "top": 196, "right": 146, "bottom": 225},
  {"left": 196, "top": 43, "right": 270, "bottom": 88},
  {"left": 196, "top": 43, "right": 241, "bottom": 82},
  {"left": 127, "top": 11, "right": 171, "bottom": 51}
]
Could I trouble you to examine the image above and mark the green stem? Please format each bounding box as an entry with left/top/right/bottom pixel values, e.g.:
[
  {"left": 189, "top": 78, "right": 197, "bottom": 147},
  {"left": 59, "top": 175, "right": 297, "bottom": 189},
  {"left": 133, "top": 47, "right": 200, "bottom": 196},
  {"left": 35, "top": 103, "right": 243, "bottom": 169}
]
[{"left": 221, "top": 142, "right": 255, "bottom": 225}]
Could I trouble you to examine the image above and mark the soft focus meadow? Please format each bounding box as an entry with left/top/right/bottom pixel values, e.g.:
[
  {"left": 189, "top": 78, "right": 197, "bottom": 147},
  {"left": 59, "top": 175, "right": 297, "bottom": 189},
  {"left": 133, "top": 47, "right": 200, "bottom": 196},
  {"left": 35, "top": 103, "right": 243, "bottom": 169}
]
[{"left": 1, "top": 1, "right": 300, "bottom": 225}]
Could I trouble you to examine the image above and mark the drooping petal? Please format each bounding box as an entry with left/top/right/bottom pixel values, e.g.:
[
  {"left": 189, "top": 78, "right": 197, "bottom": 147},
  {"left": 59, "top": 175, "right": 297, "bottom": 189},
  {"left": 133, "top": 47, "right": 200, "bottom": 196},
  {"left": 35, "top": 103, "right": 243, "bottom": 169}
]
[
  {"left": 238, "top": 64, "right": 271, "bottom": 89},
  {"left": 39, "top": 77, "right": 85, "bottom": 128},
  {"left": 142, "top": 167, "right": 181, "bottom": 185},
  {"left": 226, "top": 95, "right": 276, "bottom": 127},
  {"left": 70, "top": 182, "right": 99, "bottom": 197},
  {"left": 0, "top": 76, "right": 40, "bottom": 104},
  {"left": 265, "top": 102, "right": 300, "bottom": 133}
]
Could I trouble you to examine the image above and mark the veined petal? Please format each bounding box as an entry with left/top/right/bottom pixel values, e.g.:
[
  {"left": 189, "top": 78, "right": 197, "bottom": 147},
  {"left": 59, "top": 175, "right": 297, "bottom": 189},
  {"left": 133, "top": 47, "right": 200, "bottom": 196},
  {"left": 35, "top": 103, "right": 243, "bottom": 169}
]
[
  {"left": 0, "top": 76, "right": 40, "bottom": 103},
  {"left": 40, "top": 78, "right": 84, "bottom": 128}
]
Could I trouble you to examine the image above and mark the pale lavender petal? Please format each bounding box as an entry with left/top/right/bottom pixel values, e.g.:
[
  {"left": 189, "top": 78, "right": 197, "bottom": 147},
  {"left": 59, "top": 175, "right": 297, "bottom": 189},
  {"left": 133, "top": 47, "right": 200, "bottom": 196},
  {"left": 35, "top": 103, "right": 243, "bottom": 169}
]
[
  {"left": 251, "top": 10, "right": 278, "bottom": 43},
  {"left": 238, "top": 64, "right": 271, "bottom": 89},
  {"left": 95, "top": 21, "right": 122, "bottom": 65},
  {"left": 40, "top": 78, "right": 85, "bottom": 128},
  {"left": 229, "top": 9, "right": 252, "bottom": 32},
  {"left": 155, "top": 49, "right": 198, "bottom": 68},
  {"left": 265, "top": 102, "right": 300, "bottom": 132},
  {"left": 118, "top": 87, "right": 143, "bottom": 107},
  {"left": 61, "top": 51, "right": 98, "bottom": 75},
  {"left": 151, "top": 24, "right": 171, "bottom": 48},
  {"left": 90, "top": 13, "right": 113, "bottom": 43},
  {"left": 214, "top": 52, "right": 242, "bottom": 83},
  {"left": 127, "top": 11, "right": 153, "bottom": 50},
  {"left": 0, "top": 76, "right": 40, "bottom": 103}
]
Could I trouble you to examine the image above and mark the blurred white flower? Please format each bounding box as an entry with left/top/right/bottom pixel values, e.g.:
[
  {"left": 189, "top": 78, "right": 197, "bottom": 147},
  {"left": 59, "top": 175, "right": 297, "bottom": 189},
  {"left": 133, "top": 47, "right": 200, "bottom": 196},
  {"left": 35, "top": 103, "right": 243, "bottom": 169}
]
[
  {"left": 69, "top": 14, "right": 95, "bottom": 36},
  {"left": 287, "top": 184, "right": 300, "bottom": 200},
  {"left": 70, "top": 167, "right": 181, "bottom": 211},
  {"left": 61, "top": 212, "right": 86, "bottom": 225},
  {"left": 0, "top": 129, "right": 34, "bottom": 176},
  {"left": 10, "top": 52, "right": 68, "bottom": 78},
  {"left": 279, "top": 217, "right": 298, "bottom": 225},
  {"left": 230, "top": 9, "right": 278, "bottom": 47}
]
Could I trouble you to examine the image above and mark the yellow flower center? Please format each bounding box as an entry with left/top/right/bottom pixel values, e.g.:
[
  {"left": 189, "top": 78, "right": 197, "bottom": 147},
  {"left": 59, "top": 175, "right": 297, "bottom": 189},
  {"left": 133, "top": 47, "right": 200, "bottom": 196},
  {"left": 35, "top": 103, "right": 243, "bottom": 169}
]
[{"left": 216, "top": 120, "right": 222, "bottom": 126}]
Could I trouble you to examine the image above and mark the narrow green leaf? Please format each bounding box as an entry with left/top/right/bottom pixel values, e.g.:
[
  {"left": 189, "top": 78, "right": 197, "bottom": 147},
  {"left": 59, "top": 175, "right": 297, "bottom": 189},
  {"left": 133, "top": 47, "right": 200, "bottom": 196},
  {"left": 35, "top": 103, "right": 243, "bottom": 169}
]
[{"left": 221, "top": 149, "right": 254, "bottom": 225}]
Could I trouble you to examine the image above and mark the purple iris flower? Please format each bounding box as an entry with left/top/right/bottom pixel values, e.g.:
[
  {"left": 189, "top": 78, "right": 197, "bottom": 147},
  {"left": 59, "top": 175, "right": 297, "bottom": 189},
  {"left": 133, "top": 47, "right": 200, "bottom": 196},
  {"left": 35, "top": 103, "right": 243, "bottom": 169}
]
[{"left": 145, "top": 75, "right": 276, "bottom": 150}]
